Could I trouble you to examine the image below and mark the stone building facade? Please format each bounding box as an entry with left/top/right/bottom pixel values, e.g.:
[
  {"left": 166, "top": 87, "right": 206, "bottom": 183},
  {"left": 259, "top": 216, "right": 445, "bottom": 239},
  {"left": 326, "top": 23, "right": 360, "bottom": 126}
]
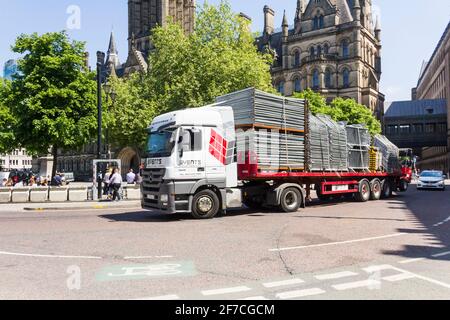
[
  {"left": 257, "top": 0, "right": 384, "bottom": 120},
  {"left": 412, "top": 21, "right": 450, "bottom": 174}
]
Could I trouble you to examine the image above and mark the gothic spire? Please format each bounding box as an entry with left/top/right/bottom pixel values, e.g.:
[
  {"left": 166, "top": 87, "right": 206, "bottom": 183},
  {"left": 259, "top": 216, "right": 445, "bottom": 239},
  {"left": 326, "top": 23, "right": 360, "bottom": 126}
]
[
  {"left": 282, "top": 10, "right": 288, "bottom": 27},
  {"left": 107, "top": 31, "right": 118, "bottom": 55}
]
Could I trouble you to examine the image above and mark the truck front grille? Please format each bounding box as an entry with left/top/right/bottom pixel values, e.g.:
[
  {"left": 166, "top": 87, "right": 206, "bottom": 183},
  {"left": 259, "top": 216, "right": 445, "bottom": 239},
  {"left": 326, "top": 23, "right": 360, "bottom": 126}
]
[{"left": 142, "top": 168, "right": 166, "bottom": 210}]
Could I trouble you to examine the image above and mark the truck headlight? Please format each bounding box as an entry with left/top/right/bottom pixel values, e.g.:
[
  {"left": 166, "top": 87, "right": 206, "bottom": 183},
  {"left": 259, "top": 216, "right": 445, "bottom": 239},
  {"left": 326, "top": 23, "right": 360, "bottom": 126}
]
[{"left": 160, "top": 194, "right": 169, "bottom": 203}]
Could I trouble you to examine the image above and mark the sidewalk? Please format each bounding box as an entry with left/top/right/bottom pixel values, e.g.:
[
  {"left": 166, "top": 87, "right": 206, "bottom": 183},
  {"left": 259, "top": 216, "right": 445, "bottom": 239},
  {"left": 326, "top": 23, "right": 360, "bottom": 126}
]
[{"left": 0, "top": 200, "right": 142, "bottom": 213}]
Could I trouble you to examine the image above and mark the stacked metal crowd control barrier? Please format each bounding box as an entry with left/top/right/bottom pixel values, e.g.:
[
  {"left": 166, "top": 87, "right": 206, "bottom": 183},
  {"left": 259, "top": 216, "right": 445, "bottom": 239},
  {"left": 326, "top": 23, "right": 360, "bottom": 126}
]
[
  {"left": 216, "top": 88, "right": 306, "bottom": 131},
  {"left": 345, "top": 124, "right": 371, "bottom": 171},
  {"left": 217, "top": 88, "right": 306, "bottom": 171},
  {"left": 308, "top": 114, "right": 331, "bottom": 171},
  {"left": 373, "top": 135, "right": 401, "bottom": 173},
  {"left": 313, "top": 115, "right": 349, "bottom": 171}
]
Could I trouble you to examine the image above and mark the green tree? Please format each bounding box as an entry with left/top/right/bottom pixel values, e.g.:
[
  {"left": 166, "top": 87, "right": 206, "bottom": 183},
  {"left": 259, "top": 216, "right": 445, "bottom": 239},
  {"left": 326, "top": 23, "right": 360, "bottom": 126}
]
[
  {"left": 105, "top": 73, "right": 157, "bottom": 152},
  {"left": 7, "top": 31, "right": 97, "bottom": 177},
  {"left": 0, "top": 79, "right": 15, "bottom": 154},
  {"left": 294, "top": 89, "right": 381, "bottom": 135},
  {"left": 146, "top": 0, "right": 274, "bottom": 112}
]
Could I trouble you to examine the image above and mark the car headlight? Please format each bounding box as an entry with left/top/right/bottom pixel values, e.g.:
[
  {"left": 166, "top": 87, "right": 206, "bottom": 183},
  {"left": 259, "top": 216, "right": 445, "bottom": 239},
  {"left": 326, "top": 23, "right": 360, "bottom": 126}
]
[{"left": 160, "top": 194, "right": 169, "bottom": 203}]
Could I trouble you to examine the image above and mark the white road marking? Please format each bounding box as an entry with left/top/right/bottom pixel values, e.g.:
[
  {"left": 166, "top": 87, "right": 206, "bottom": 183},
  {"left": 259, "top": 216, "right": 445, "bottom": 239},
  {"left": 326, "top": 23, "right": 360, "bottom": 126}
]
[
  {"left": 0, "top": 250, "right": 102, "bottom": 260},
  {"left": 399, "top": 257, "right": 426, "bottom": 264},
  {"left": 240, "top": 296, "right": 269, "bottom": 300},
  {"left": 124, "top": 256, "right": 174, "bottom": 260},
  {"left": 276, "top": 288, "right": 326, "bottom": 299},
  {"left": 383, "top": 273, "right": 416, "bottom": 282},
  {"left": 263, "top": 278, "right": 304, "bottom": 288},
  {"left": 269, "top": 233, "right": 406, "bottom": 252},
  {"left": 133, "top": 294, "right": 180, "bottom": 300},
  {"left": 315, "top": 271, "right": 358, "bottom": 281},
  {"left": 332, "top": 279, "right": 381, "bottom": 291},
  {"left": 432, "top": 251, "right": 450, "bottom": 258},
  {"left": 201, "top": 286, "right": 252, "bottom": 296},
  {"left": 433, "top": 216, "right": 450, "bottom": 227},
  {"left": 388, "top": 266, "right": 450, "bottom": 289}
]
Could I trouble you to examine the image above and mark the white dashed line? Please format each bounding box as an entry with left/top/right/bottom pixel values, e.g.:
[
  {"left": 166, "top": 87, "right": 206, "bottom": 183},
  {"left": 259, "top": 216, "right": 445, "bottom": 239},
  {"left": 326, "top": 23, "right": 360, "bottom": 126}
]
[
  {"left": 133, "top": 294, "right": 180, "bottom": 300},
  {"left": 388, "top": 266, "right": 450, "bottom": 289},
  {"left": 432, "top": 251, "right": 450, "bottom": 258},
  {"left": 315, "top": 271, "right": 358, "bottom": 281},
  {"left": 201, "top": 286, "right": 252, "bottom": 296},
  {"left": 332, "top": 279, "right": 381, "bottom": 291},
  {"left": 263, "top": 278, "right": 304, "bottom": 288},
  {"left": 0, "top": 250, "right": 102, "bottom": 260},
  {"left": 124, "top": 256, "right": 174, "bottom": 260},
  {"left": 269, "top": 233, "right": 406, "bottom": 252},
  {"left": 240, "top": 296, "right": 269, "bottom": 300},
  {"left": 399, "top": 257, "right": 426, "bottom": 264},
  {"left": 383, "top": 273, "right": 416, "bottom": 282},
  {"left": 276, "top": 288, "right": 326, "bottom": 299}
]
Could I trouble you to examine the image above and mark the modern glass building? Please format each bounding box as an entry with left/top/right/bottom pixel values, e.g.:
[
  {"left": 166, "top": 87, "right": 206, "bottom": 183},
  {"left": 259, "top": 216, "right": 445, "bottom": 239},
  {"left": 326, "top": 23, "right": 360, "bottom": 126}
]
[{"left": 3, "top": 59, "right": 18, "bottom": 80}]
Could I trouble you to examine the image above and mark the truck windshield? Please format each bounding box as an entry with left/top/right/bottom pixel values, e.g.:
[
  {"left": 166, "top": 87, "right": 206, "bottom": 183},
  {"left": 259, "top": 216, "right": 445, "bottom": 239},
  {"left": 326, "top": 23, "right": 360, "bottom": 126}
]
[{"left": 147, "top": 129, "right": 176, "bottom": 158}]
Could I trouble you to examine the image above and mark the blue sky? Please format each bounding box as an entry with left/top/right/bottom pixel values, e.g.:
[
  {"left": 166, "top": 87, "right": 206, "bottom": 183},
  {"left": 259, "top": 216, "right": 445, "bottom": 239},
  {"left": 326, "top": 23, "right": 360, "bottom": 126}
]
[{"left": 0, "top": 0, "right": 449, "bottom": 102}]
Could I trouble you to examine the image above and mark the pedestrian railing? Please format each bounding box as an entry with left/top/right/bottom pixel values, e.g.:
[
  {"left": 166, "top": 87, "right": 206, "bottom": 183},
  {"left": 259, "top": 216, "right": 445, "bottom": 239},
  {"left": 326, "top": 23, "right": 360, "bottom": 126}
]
[{"left": 0, "top": 184, "right": 142, "bottom": 204}]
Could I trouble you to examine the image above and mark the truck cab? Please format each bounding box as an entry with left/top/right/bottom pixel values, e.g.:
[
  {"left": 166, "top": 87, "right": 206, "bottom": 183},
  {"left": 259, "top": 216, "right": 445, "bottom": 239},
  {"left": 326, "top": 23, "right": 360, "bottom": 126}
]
[{"left": 142, "top": 106, "right": 240, "bottom": 218}]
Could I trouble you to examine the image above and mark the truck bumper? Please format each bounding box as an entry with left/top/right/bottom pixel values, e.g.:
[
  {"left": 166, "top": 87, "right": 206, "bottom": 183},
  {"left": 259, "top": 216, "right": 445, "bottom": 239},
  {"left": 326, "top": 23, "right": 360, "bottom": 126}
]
[{"left": 141, "top": 180, "right": 192, "bottom": 215}]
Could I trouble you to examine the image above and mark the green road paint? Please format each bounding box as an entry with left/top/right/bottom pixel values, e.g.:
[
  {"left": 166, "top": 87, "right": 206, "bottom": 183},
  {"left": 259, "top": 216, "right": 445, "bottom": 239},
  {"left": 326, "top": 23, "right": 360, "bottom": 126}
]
[{"left": 96, "top": 261, "right": 197, "bottom": 282}]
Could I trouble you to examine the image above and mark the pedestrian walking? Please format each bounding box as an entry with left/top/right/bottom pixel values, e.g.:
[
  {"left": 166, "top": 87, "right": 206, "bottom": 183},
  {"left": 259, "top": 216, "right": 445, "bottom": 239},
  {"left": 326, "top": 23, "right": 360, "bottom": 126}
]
[{"left": 109, "top": 168, "right": 123, "bottom": 201}]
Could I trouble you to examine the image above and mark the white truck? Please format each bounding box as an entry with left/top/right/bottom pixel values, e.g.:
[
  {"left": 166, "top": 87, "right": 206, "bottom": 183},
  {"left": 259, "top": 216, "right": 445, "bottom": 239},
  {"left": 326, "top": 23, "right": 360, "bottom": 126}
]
[{"left": 141, "top": 89, "right": 409, "bottom": 219}]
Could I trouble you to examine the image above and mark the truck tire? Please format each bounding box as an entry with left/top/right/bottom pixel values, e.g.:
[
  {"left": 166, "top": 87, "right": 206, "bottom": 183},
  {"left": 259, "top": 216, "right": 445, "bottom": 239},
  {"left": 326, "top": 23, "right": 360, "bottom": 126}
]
[
  {"left": 191, "top": 190, "right": 220, "bottom": 219},
  {"left": 381, "top": 180, "right": 393, "bottom": 199},
  {"left": 398, "top": 180, "right": 409, "bottom": 192},
  {"left": 280, "top": 188, "right": 302, "bottom": 213},
  {"left": 355, "top": 179, "right": 371, "bottom": 202},
  {"left": 370, "top": 179, "right": 382, "bottom": 201}
]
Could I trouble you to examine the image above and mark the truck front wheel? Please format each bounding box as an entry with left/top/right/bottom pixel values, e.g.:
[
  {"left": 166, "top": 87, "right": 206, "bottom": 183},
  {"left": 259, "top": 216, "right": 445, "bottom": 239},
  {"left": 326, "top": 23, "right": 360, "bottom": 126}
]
[
  {"left": 280, "top": 188, "right": 302, "bottom": 213},
  {"left": 191, "top": 190, "right": 220, "bottom": 219}
]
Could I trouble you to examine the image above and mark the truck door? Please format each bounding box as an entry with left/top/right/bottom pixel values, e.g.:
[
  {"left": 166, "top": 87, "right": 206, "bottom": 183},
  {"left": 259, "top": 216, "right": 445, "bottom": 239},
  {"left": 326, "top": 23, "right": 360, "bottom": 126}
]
[{"left": 176, "top": 127, "right": 206, "bottom": 180}]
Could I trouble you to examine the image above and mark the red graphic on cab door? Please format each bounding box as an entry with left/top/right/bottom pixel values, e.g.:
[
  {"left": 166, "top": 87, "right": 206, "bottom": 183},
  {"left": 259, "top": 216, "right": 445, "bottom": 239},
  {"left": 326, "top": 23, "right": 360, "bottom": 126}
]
[{"left": 209, "top": 129, "right": 235, "bottom": 165}]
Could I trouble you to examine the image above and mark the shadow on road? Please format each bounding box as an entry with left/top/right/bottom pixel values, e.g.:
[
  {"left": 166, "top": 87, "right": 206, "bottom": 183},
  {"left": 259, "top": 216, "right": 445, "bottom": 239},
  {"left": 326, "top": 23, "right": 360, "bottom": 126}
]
[{"left": 381, "top": 183, "right": 450, "bottom": 262}]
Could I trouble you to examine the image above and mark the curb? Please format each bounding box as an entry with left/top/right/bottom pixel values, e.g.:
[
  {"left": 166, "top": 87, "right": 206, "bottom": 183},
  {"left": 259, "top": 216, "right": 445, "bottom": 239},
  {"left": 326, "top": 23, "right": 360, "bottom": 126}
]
[{"left": 22, "top": 201, "right": 141, "bottom": 212}]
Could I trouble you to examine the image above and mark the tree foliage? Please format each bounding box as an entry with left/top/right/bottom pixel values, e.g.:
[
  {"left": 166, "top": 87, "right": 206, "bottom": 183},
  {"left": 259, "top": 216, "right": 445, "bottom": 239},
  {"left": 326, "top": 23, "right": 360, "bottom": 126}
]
[
  {"left": 294, "top": 88, "right": 381, "bottom": 135},
  {"left": 0, "top": 79, "right": 15, "bottom": 153},
  {"left": 105, "top": 73, "right": 157, "bottom": 152},
  {"left": 6, "top": 31, "right": 97, "bottom": 176}
]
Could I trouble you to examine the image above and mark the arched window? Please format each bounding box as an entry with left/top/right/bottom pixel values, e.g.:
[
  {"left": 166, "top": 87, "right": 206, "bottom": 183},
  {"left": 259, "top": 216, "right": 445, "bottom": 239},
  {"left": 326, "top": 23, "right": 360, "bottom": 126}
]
[
  {"left": 324, "top": 44, "right": 329, "bottom": 55},
  {"left": 313, "top": 16, "right": 319, "bottom": 30},
  {"left": 343, "top": 69, "right": 350, "bottom": 87},
  {"left": 294, "top": 78, "right": 302, "bottom": 92},
  {"left": 294, "top": 50, "right": 300, "bottom": 67},
  {"left": 319, "top": 15, "right": 324, "bottom": 29},
  {"left": 317, "top": 45, "right": 322, "bottom": 56},
  {"left": 277, "top": 81, "right": 285, "bottom": 95},
  {"left": 310, "top": 47, "right": 315, "bottom": 57},
  {"left": 325, "top": 69, "right": 332, "bottom": 88},
  {"left": 342, "top": 40, "right": 349, "bottom": 58},
  {"left": 312, "top": 70, "right": 320, "bottom": 88}
]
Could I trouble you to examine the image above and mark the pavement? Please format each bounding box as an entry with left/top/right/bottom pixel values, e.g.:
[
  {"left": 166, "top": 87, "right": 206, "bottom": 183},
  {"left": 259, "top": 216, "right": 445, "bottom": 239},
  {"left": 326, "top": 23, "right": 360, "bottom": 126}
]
[
  {"left": 0, "top": 200, "right": 142, "bottom": 212},
  {"left": 0, "top": 182, "right": 449, "bottom": 300}
]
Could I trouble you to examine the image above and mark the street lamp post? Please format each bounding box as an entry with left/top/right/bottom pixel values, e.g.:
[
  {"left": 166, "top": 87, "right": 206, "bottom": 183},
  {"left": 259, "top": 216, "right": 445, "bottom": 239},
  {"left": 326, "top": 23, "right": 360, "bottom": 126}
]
[{"left": 96, "top": 51, "right": 105, "bottom": 200}]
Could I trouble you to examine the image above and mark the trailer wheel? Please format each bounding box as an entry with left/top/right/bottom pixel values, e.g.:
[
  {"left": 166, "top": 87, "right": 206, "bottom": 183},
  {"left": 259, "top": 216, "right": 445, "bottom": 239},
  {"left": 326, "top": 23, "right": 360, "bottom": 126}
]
[
  {"left": 370, "top": 179, "right": 382, "bottom": 201},
  {"left": 191, "top": 190, "right": 220, "bottom": 219},
  {"left": 399, "top": 180, "right": 409, "bottom": 192},
  {"left": 280, "top": 188, "right": 302, "bottom": 213},
  {"left": 381, "top": 180, "right": 393, "bottom": 199},
  {"left": 355, "top": 180, "right": 371, "bottom": 202}
]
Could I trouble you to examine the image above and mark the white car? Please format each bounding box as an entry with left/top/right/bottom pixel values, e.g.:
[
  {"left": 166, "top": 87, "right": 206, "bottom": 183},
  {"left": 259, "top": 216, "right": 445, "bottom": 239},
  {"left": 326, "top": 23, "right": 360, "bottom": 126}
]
[{"left": 417, "top": 171, "right": 446, "bottom": 191}]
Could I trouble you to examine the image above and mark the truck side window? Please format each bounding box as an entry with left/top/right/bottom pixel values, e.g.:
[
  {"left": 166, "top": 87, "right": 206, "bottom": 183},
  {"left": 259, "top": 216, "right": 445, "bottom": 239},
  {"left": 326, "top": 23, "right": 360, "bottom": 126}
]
[{"left": 180, "top": 130, "right": 192, "bottom": 152}]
